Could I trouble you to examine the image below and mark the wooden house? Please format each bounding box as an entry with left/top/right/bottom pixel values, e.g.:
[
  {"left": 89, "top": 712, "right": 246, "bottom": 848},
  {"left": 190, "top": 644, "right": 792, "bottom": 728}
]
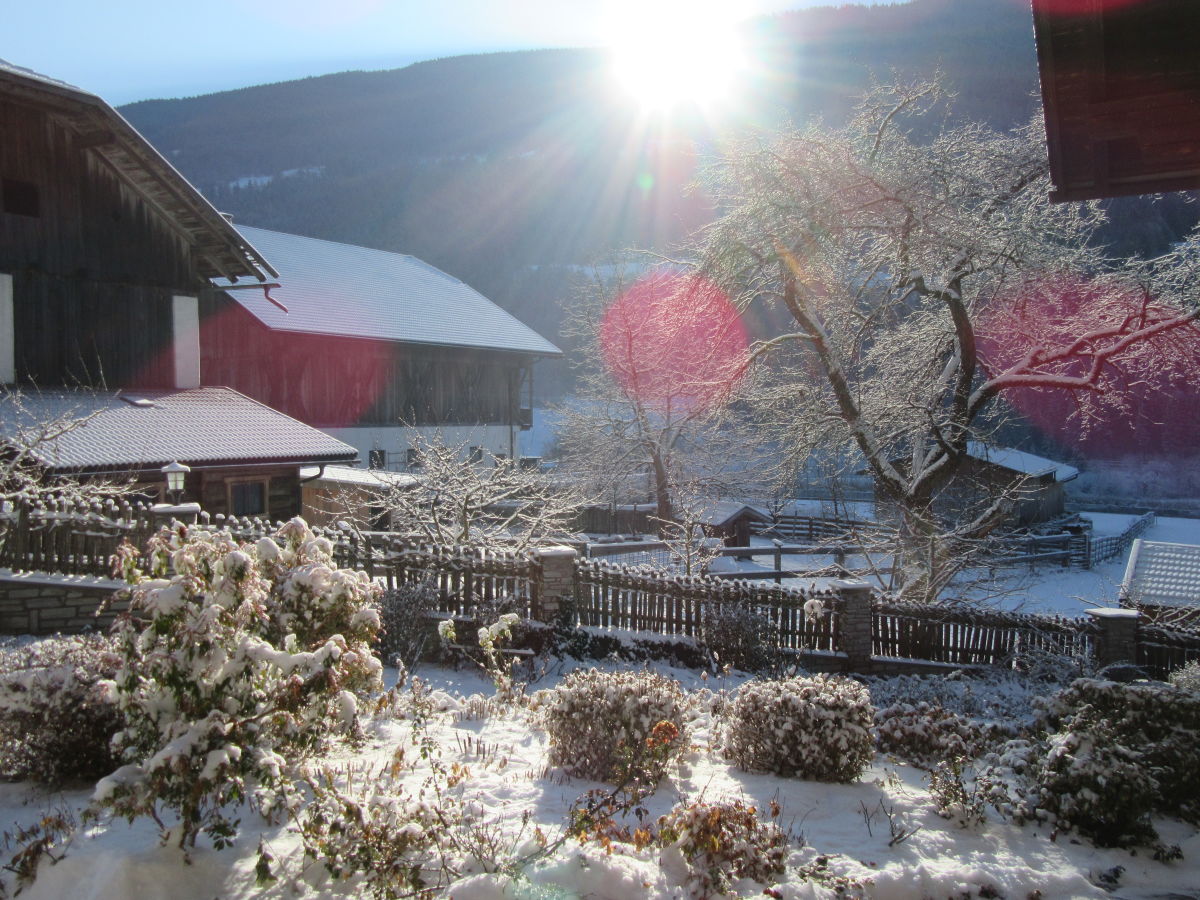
[
  {"left": 201, "top": 224, "right": 562, "bottom": 468},
  {"left": 1033, "top": 0, "right": 1200, "bottom": 200},
  {"left": 0, "top": 61, "right": 356, "bottom": 517},
  {"left": 874, "top": 443, "right": 1080, "bottom": 529}
]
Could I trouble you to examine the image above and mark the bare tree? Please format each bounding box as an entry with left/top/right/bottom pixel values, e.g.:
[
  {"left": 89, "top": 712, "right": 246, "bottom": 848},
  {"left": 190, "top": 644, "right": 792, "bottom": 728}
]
[
  {"left": 557, "top": 264, "right": 753, "bottom": 529},
  {"left": 327, "top": 431, "right": 584, "bottom": 551},
  {"left": 697, "top": 78, "right": 1200, "bottom": 601}
]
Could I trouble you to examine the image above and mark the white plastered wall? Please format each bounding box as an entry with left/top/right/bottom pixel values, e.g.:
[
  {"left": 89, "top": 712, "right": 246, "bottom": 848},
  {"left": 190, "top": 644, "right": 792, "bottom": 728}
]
[
  {"left": 172, "top": 294, "right": 200, "bottom": 389},
  {"left": 0, "top": 273, "right": 13, "bottom": 384}
]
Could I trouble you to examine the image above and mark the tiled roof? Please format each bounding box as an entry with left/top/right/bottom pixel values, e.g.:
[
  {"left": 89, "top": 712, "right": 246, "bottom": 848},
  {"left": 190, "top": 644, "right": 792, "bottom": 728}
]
[
  {"left": 0, "top": 388, "right": 357, "bottom": 473},
  {"left": 966, "top": 442, "right": 1079, "bottom": 482},
  {"left": 224, "top": 225, "right": 561, "bottom": 356},
  {"left": 1122, "top": 539, "right": 1200, "bottom": 607}
]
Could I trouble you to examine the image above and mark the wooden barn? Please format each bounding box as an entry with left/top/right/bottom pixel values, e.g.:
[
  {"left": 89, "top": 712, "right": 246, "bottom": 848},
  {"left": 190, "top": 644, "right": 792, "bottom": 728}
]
[
  {"left": 1034, "top": 0, "right": 1200, "bottom": 200},
  {"left": 201, "top": 224, "right": 561, "bottom": 468},
  {"left": 875, "top": 443, "right": 1080, "bottom": 529},
  {"left": 0, "top": 61, "right": 356, "bottom": 516}
]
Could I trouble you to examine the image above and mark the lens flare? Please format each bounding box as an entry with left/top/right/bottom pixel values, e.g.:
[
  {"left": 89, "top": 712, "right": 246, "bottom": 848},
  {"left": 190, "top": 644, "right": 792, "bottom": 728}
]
[
  {"left": 600, "top": 271, "right": 748, "bottom": 416},
  {"left": 976, "top": 274, "right": 1200, "bottom": 456}
]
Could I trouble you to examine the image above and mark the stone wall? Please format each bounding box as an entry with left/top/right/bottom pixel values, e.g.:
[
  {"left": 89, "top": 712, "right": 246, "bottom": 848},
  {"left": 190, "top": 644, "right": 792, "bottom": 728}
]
[{"left": 0, "top": 574, "right": 126, "bottom": 635}]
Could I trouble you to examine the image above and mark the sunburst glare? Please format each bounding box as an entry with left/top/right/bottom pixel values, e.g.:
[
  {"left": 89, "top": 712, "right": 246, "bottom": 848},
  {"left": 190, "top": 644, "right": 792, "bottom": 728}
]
[{"left": 606, "top": 0, "right": 749, "bottom": 112}]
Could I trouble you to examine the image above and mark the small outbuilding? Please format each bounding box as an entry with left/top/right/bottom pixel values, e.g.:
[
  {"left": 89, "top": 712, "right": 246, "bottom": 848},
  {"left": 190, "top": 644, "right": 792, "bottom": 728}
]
[{"left": 1122, "top": 538, "right": 1200, "bottom": 626}]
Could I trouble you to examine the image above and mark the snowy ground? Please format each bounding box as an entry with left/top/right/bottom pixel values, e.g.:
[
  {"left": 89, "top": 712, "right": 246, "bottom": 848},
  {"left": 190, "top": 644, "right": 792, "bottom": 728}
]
[{"left": 2, "top": 661, "right": 1197, "bottom": 900}]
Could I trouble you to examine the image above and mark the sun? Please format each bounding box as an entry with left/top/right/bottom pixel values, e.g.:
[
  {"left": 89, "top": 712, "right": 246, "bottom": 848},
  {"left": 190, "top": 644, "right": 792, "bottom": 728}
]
[{"left": 607, "top": 1, "right": 749, "bottom": 112}]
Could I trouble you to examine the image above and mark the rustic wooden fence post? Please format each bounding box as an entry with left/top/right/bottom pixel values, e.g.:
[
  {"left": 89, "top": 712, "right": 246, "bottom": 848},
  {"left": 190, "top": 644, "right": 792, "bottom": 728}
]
[
  {"left": 834, "top": 579, "right": 874, "bottom": 673},
  {"left": 535, "top": 546, "right": 578, "bottom": 623},
  {"left": 1086, "top": 607, "right": 1141, "bottom": 668}
]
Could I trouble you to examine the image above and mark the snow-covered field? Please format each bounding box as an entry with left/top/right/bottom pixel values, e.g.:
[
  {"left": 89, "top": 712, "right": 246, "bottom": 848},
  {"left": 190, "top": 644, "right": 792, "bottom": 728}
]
[{"left": 2, "top": 660, "right": 1198, "bottom": 900}]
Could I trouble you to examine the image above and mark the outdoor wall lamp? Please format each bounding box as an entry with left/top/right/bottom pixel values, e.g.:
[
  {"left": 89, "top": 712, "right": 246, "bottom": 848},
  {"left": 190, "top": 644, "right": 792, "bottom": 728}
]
[{"left": 162, "top": 460, "right": 191, "bottom": 504}]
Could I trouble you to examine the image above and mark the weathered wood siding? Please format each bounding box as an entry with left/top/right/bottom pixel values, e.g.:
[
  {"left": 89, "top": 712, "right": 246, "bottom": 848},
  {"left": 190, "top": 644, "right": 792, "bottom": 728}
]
[
  {"left": 201, "top": 294, "right": 526, "bottom": 428},
  {"left": 0, "top": 98, "right": 203, "bottom": 387},
  {"left": 193, "top": 466, "right": 302, "bottom": 521}
]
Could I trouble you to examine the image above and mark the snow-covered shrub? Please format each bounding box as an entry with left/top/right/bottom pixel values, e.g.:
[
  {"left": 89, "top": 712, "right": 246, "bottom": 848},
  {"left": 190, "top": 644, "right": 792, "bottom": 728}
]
[
  {"left": 1168, "top": 658, "right": 1200, "bottom": 693},
  {"left": 376, "top": 579, "right": 439, "bottom": 670},
  {"left": 927, "top": 756, "right": 987, "bottom": 827},
  {"left": 722, "top": 675, "right": 874, "bottom": 782},
  {"left": 0, "top": 634, "right": 122, "bottom": 785},
  {"left": 293, "top": 762, "right": 443, "bottom": 898},
  {"left": 700, "top": 601, "right": 782, "bottom": 674},
  {"left": 866, "top": 671, "right": 1046, "bottom": 729},
  {"left": 976, "top": 677, "right": 1200, "bottom": 847},
  {"left": 875, "top": 701, "right": 1008, "bottom": 769},
  {"left": 1033, "top": 717, "right": 1159, "bottom": 847},
  {"left": 97, "top": 518, "right": 383, "bottom": 848},
  {"left": 657, "top": 798, "right": 788, "bottom": 897},
  {"left": 541, "top": 668, "right": 688, "bottom": 784},
  {"left": 1036, "top": 677, "right": 1200, "bottom": 823}
]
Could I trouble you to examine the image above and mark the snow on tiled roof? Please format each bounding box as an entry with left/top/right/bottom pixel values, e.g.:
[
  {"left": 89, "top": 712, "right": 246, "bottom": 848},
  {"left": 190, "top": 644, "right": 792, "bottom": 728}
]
[
  {"left": 965, "top": 442, "right": 1079, "bottom": 482},
  {"left": 0, "top": 388, "right": 357, "bottom": 472},
  {"left": 224, "top": 225, "right": 561, "bottom": 356},
  {"left": 1122, "top": 539, "right": 1200, "bottom": 608}
]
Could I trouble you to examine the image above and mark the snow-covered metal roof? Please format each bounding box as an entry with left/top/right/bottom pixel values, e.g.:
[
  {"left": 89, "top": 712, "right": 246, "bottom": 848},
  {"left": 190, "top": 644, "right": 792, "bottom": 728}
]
[
  {"left": 0, "top": 388, "right": 357, "bottom": 473},
  {"left": 965, "top": 442, "right": 1079, "bottom": 482},
  {"left": 224, "top": 225, "right": 561, "bottom": 356},
  {"left": 1122, "top": 539, "right": 1200, "bottom": 608}
]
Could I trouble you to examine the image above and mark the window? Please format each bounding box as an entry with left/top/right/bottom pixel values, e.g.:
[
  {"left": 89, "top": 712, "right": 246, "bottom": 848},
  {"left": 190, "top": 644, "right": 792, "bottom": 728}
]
[
  {"left": 368, "top": 448, "right": 386, "bottom": 469},
  {"left": 1, "top": 178, "right": 39, "bottom": 218},
  {"left": 228, "top": 479, "right": 268, "bottom": 517},
  {"left": 406, "top": 448, "right": 421, "bottom": 470},
  {"left": 468, "top": 445, "right": 483, "bottom": 464}
]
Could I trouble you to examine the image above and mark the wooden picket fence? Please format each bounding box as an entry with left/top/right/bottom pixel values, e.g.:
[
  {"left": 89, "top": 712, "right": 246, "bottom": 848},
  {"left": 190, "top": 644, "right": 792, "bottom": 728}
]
[
  {"left": 2, "top": 497, "right": 1199, "bottom": 679},
  {"left": 573, "top": 559, "right": 841, "bottom": 654},
  {"left": 872, "top": 598, "right": 1098, "bottom": 667}
]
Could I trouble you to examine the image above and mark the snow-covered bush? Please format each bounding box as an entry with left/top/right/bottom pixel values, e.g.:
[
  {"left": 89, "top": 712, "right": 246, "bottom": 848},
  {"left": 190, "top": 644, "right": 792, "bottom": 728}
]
[
  {"left": 0, "top": 634, "right": 122, "bottom": 785},
  {"left": 376, "top": 579, "right": 439, "bottom": 670},
  {"left": 722, "top": 675, "right": 874, "bottom": 782},
  {"left": 928, "top": 757, "right": 987, "bottom": 828},
  {"left": 1168, "top": 658, "right": 1200, "bottom": 693},
  {"left": 293, "top": 762, "right": 443, "bottom": 898},
  {"left": 1034, "top": 717, "right": 1158, "bottom": 847},
  {"left": 700, "top": 601, "right": 782, "bottom": 674},
  {"left": 97, "top": 519, "right": 383, "bottom": 848},
  {"left": 975, "top": 677, "right": 1200, "bottom": 848},
  {"left": 657, "top": 798, "right": 788, "bottom": 897},
  {"left": 875, "top": 701, "right": 1009, "bottom": 769},
  {"left": 1036, "top": 677, "right": 1200, "bottom": 824},
  {"left": 541, "top": 668, "right": 688, "bottom": 784}
]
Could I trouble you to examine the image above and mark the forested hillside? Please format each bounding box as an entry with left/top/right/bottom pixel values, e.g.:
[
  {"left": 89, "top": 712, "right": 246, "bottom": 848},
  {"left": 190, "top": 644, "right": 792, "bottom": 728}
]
[{"left": 120, "top": 0, "right": 1197, "bottom": 399}]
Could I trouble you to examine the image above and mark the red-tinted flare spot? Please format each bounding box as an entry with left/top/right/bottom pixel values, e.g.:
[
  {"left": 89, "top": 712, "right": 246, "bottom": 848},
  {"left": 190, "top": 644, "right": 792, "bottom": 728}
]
[{"left": 600, "top": 271, "right": 748, "bottom": 416}]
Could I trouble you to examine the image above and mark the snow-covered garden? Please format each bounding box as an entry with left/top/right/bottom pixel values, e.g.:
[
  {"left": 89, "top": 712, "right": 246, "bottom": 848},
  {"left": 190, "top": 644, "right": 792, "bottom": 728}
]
[{"left": 1, "top": 518, "right": 1198, "bottom": 899}]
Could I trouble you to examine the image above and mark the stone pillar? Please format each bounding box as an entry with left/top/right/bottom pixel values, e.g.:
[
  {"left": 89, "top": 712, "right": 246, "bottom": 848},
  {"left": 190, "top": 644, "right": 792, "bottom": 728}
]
[
  {"left": 536, "top": 545, "right": 578, "bottom": 623},
  {"left": 151, "top": 502, "right": 202, "bottom": 529},
  {"left": 1086, "top": 607, "right": 1141, "bottom": 668},
  {"left": 834, "top": 579, "right": 874, "bottom": 673}
]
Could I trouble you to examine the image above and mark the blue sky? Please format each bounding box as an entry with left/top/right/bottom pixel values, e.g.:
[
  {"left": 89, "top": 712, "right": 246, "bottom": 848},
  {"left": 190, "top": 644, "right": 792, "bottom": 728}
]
[{"left": 7, "top": 1, "right": 892, "bottom": 105}]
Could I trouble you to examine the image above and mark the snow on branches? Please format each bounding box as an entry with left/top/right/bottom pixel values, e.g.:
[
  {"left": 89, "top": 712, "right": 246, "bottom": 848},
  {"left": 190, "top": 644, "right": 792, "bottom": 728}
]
[{"left": 97, "top": 518, "right": 382, "bottom": 849}]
